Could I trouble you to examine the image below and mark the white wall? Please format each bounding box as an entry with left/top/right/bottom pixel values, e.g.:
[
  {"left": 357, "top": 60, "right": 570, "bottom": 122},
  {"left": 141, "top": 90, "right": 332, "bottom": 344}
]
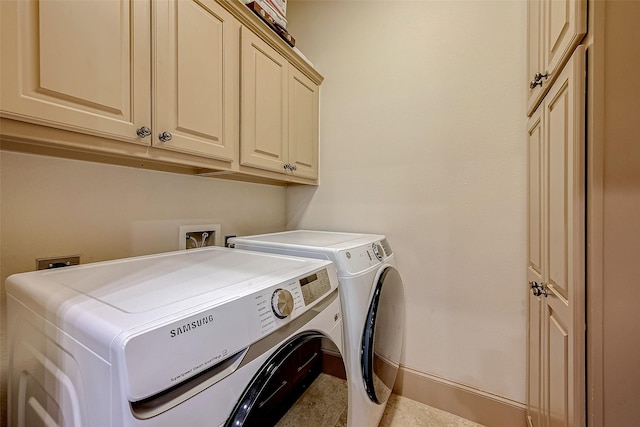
[
  {"left": 286, "top": 0, "right": 527, "bottom": 403},
  {"left": 0, "top": 150, "right": 287, "bottom": 424}
]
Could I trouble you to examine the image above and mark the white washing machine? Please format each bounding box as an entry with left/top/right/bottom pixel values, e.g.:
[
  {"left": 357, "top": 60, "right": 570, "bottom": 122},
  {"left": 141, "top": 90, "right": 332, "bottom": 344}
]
[
  {"left": 230, "top": 230, "right": 405, "bottom": 427},
  {"left": 6, "top": 247, "right": 343, "bottom": 427}
]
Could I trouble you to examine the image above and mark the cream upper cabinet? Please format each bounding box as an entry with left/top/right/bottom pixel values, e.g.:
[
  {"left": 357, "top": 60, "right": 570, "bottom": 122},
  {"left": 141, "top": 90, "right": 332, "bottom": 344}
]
[
  {"left": 240, "top": 27, "right": 319, "bottom": 179},
  {"left": 1, "top": 0, "right": 238, "bottom": 163},
  {"left": 288, "top": 67, "right": 319, "bottom": 180},
  {"left": 1, "top": 0, "right": 322, "bottom": 183},
  {"left": 526, "top": 0, "right": 586, "bottom": 116},
  {"left": 240, "top": 27, "right": 289, "bottom": 173},
  {"left": 153, "top": 0, "right": 238, "bottom": 161},
  {"left": 0, "top": 0, "right": 151, "bottom": 144},
  {"left": 526, "top": 46, "right": 585, "bottom": 427}
]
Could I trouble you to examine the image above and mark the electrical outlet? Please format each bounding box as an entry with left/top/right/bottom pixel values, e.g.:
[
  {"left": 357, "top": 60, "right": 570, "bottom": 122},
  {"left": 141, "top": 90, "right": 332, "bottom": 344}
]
[
  {"left": 179, "top": 224, "right": 221, "bottom": 250},
  {"left": 225, "top": 235, "right": 237, "bottom": 248},
  {"left": 36, "top": 255, "right": 80, "bottom": 270}
]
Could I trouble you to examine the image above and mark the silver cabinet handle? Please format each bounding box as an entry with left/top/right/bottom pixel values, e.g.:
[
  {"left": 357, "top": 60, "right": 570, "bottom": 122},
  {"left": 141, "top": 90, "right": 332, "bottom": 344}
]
[
  {"left": 290, "top": 164, "right": 297, "bottom": 172},
  {"left": 158, "top": 131, "right": 172, "bottom": 142},
  {"left": 136, "top": 126, "right": 151, "bottom": 138},
  {"left": 530, "top": 281, "right": 548, "bottom": 297},
  {"left": 529, "top": 71, "right": 549, "bottom": 89},
  {"left": 283, "top": 163, "right": 291, "bottom": 171}
]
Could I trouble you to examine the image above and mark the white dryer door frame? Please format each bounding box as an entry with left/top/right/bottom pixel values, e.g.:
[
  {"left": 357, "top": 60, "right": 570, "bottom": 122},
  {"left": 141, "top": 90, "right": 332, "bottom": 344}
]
[{"left": 361, "top": 266, "right": 405, "bottom": 404}]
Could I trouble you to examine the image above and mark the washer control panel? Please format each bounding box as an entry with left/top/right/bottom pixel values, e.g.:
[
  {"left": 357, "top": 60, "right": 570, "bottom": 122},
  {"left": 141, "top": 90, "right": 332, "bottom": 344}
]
[
  {"left": 254, "top": 267, "right": 333, "bottom": 335},
  {"left": 299, "top": 268, "right": 331, "bottom": 306}
]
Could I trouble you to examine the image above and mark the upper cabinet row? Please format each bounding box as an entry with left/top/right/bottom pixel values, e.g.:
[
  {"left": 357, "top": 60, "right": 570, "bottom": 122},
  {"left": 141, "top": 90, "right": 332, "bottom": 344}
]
[
  {"left": 0, "top": 0, "right": 322, "bottom": 184},
  {"left": 526, "top": 0, "right": 586, "bottom": 116}
]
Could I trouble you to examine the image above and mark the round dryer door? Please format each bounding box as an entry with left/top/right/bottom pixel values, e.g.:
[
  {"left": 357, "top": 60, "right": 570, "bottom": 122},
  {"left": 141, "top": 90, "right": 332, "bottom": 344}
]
[{"left": 361, "top": 266, "right": 405, "bottom": 404}]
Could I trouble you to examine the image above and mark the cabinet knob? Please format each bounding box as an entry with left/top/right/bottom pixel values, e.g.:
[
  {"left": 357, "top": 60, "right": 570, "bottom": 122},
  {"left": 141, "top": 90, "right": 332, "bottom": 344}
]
[
  {"left": 136, "top": 126, "right": 151, "bottom": 138},
  {"left": 530, "top": 281, "right": 548, "bottom": 297},
  {"left": 529, "top": 71, "right": 549, "bottom": 89},
  {"left": 158, "top": 131, "right": 172, "bottom": 142},
  {"left": 291, "top": 164, "right": 297, "bottom": 172},
  {"left": 283, "top": 163, "right": 291, "bottom": 171}
]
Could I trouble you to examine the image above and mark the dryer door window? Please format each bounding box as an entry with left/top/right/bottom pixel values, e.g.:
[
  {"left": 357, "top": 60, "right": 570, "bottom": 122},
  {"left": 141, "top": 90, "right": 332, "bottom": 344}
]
[{"left": 361, "top": 266, "right": 405, "bottom": 404}]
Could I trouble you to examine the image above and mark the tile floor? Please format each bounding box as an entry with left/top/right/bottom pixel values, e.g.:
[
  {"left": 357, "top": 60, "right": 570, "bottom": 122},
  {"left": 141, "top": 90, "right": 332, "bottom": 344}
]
[{"left": 276, "top": 373, "right": 484, "bottom": 427}]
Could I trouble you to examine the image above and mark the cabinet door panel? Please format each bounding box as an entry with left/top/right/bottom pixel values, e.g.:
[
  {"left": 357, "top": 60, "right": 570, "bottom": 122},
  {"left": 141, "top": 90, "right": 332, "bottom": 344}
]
[
  {"left": 241, "top": 27, "right": 288, "bottom": 173},
  {"left": 39, "top": 1, "right": 122, "bottom": 111},
  {"left": 527, "top": 108, "right": 545, "bottom": 427},
  {"left": 0, "top": 0, "right": 150, "bottom": 143},
  {"left": 526, "top": 0, "right": 585, "bottom": 117},
  {"left": 289, "top": 68, "right": 319, "bottom": 179},
  {"left": 546, "top": 308, "right": 569, "bottom": 427},
  {"left": 544, "top": 0, "right": 585, "bottom": 81},
  {"left": 528, "top": 293, "right": 544, "bottom": 427},
  {"left": 547, "top": 82, "right": 570, "bottom": 300},
  {"left": 154, "top": 0, "right": 238, "bottom": 161},
  {"left": 528, "top": 111, "right": 545, "bottom": 282}
]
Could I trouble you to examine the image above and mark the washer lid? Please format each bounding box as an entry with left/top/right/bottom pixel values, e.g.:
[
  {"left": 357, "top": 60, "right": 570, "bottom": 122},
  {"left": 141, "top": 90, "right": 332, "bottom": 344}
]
[{"left": 35, "top": 248, "right": 321, "bottom": 313}]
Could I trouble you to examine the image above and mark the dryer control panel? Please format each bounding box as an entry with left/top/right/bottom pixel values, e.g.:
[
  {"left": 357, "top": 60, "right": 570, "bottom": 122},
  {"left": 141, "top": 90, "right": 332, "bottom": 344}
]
[{"left": 338, "top": 242, "right": 389, "bottom": 274}]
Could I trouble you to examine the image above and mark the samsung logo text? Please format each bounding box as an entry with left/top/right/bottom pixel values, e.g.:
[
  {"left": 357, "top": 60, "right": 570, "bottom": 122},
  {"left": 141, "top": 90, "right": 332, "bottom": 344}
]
[{"left": 170, "top": 314, "right": 214, "bottom": 338}]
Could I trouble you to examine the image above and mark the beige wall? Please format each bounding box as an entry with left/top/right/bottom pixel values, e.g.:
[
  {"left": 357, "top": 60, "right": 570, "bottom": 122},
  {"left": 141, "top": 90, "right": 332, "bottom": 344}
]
[
  {"left": 0, "top": 150, "right": 287, "bottom": 425},
  {"left": 286, "top": 0, "right": 527, "bottom": 404}
]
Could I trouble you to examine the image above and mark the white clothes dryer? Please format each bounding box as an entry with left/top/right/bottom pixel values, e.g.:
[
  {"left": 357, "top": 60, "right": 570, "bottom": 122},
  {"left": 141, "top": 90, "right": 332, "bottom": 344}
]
[
  {"left": 6, "top": 247, "right": 343, "bottom": 427},
  {"left": 230, "top": 231, "right": 405, "bottom": 427}
]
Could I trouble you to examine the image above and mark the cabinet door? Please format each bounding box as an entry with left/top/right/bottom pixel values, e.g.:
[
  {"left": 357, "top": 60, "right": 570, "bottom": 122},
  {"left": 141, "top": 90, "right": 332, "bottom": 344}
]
[
  {"left": 153, "top": 0, "right": 238, "bottom": 162},
  {"left": 526, "top": 0, "right": 586, "bottom": 116},
  {"left": 526, "top": 46, "right": 585, "bottom": 427},
  {"left": 542, "top": 45, "right": 585, "bottom": 427},
  {"left": 0, "top": 0, "right": 151, "bottom": 144},
  {"left": 543, "top": 0, "right": 586, "bottom": 83},
  {"left": 288, "top": 67, "right": 319, "bottom": 179},
  {"left": 240, "top": 27, "right": 289, "bottom": 173}
]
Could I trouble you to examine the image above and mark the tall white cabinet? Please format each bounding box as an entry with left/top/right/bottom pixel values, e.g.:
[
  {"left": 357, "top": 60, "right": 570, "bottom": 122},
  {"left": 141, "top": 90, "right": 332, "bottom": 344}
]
[{"left": 526, "top": 1, "right": 586, "bottom": 427}]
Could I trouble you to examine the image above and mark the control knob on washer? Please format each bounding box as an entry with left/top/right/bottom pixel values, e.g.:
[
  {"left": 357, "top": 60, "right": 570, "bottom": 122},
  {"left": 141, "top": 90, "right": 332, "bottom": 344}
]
[{"left": 271, "top": 288, "right": 294, "bottom": 319}]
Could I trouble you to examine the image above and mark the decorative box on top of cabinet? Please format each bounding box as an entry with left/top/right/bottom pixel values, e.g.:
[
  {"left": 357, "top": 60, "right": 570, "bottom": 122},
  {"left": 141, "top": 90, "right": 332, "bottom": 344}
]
[
  {"left": 0, "top": 0, "right": 323, "bottom": 185},
  {"left": 526, "top": 0, "right": 586, "bottom": 116}
]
